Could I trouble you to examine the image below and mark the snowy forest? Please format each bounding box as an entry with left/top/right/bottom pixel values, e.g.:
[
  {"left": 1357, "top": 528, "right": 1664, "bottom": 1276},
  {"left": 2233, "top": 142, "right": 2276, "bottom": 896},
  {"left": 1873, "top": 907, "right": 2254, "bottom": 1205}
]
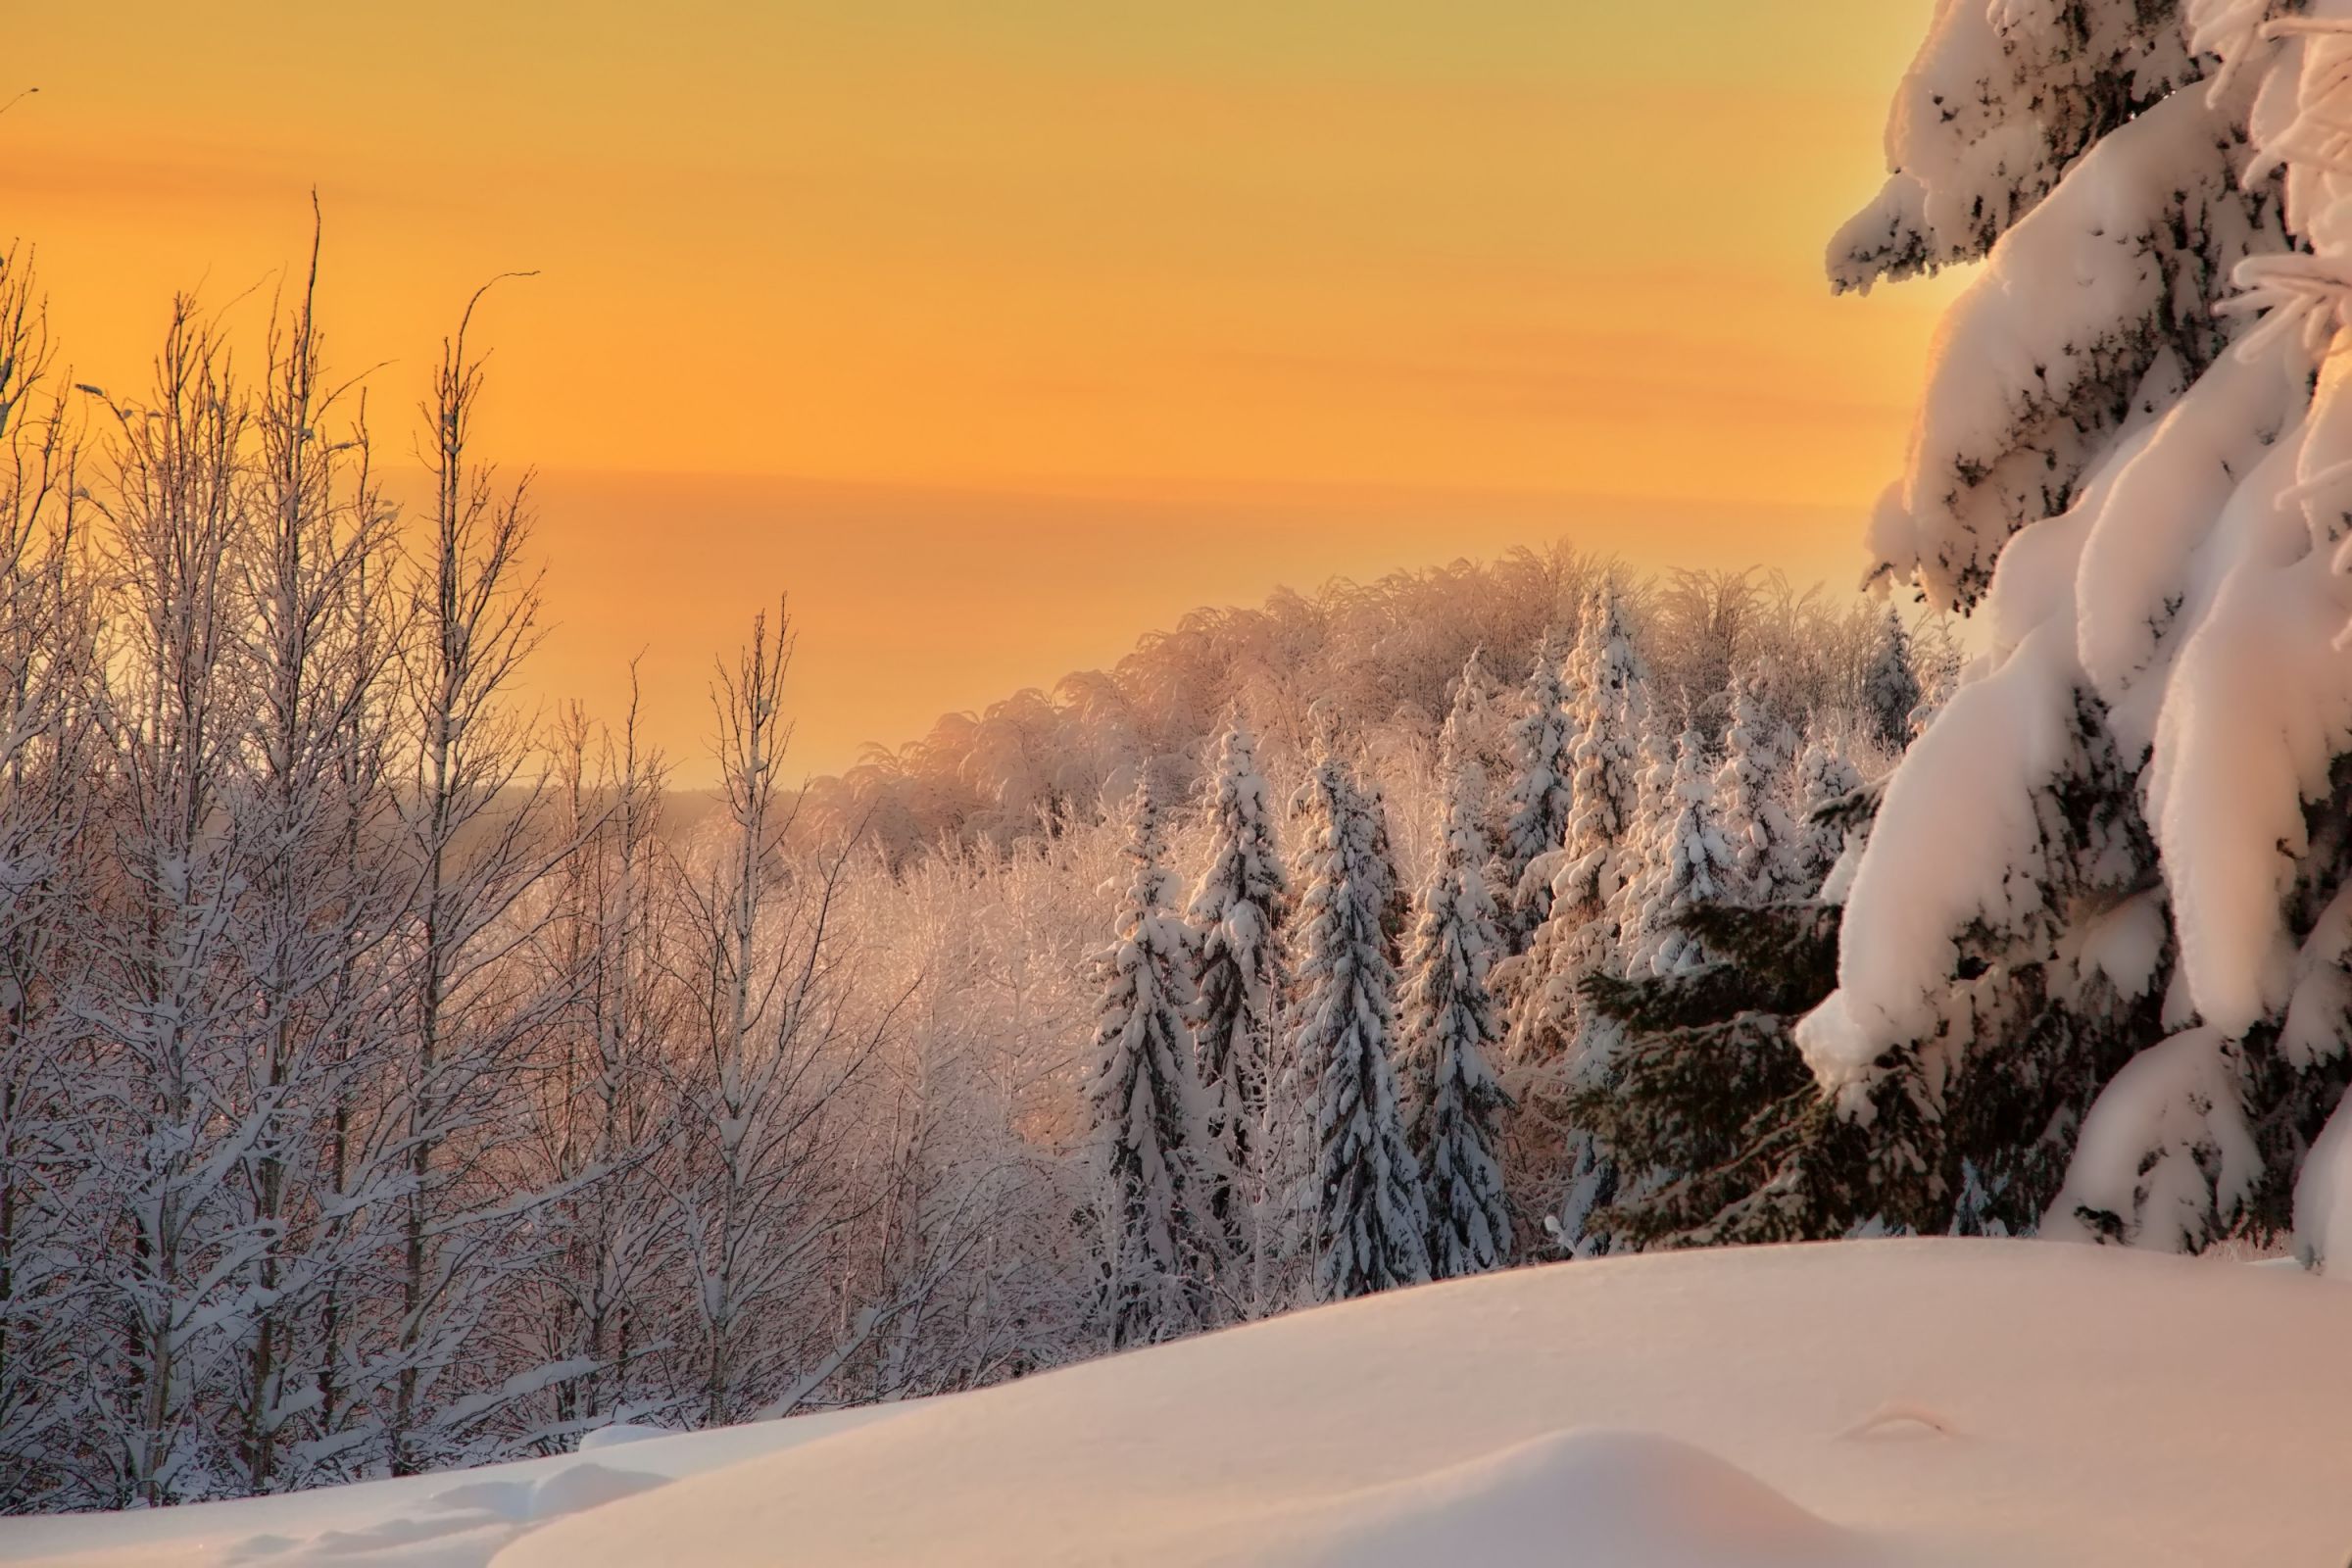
[
  {"left": 15, "top": 0, "right": 2352, "bottom": 1541},
  {"left": 0, "top": 230, "right": 1956, "bottom": 1509}
]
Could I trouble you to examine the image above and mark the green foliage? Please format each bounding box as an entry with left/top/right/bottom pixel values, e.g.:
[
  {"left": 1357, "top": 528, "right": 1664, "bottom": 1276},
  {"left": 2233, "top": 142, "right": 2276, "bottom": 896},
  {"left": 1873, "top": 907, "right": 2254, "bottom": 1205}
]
[{"left": 1572, "top": 900, "right": 1868, "bottom": 1248}]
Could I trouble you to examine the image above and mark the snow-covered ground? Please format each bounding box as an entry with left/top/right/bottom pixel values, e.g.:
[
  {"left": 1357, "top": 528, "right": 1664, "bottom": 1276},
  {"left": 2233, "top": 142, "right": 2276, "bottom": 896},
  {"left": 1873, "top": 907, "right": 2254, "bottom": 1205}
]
[
  {"left": 9, "top": 1239, "right": 2347, "bottom": 1567},
  {"left": 0, "top": 1406, "right": 909, "bottom": 1567}
]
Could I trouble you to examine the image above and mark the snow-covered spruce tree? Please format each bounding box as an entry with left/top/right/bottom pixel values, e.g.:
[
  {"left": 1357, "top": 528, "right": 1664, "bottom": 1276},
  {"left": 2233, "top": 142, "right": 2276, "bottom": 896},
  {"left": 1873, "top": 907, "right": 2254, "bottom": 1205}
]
[
  {"left": 1527, "top": 696, "right": 1680, "bottom": 1257},
  {"left": 1289, "top": 757, "right": 1429, "bottom": 1301},
  {"left": 1607, "top": 710, "right": 1683, "bottom": 983},
  {"left": 1507, "top": 584, "right": 1646, "bottom": 1059},
  {"left": 1633, "top": 727, "right": 1740, "bottom": 978},
  {"left": 1353, "top": 769, "right": 1413, "bottom": 960},
  {"left": 1716, "top": 677, "right": 1804, "bottom": 905},
  {"left": 1547, "top": 718, "right": 1736, "bottom": 1257},
  {"left": 1185, "top": 718, "right": 1287, "bottom": 1244},
  {"left": 1900, "top": 617, "right": 1966, "bottom": 743},
  {"left": 1494, "top": 630, "right": 1577, "bottom": 948},
  {"left": 1791, "top": 731, "right": 1867, "bottom": 900},
  {"left": 1858, "top": 606, "right": 1923, "bottom": 754},
  {"left": 1444, "top": 646, "right": 1515, "bottom": 833},
  {"left": 1401, "top": 697, "right": 1512, "bottom": 1278},
  {"left": 1558, "top": 587, "right": 1645, "bottom": 926},
  {"left": 1090, "top": 777, "right": 1212, "bottom": 1347},
  {"left": 1560, "top": 716, "right": 1886, "bottom": 1250},
  {"left": 1494, "top": 587, "right": 1648, "bottom": 1258},
  {"left": 1572, "top": 898, "right": 1865, "bottom": 1250},
  {"left": 1802, "top": 1, "right": 2352, "bottom": 1249},
  {"left": 1543, "top": 709, "right": 1898, "bottom": 1249}
]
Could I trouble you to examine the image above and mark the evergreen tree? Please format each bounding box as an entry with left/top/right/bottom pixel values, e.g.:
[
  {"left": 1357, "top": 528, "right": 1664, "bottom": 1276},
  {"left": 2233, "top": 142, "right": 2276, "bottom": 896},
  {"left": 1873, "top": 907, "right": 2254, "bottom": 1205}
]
[
  {"left": 1608, "top": 707, "right": 1682, "bottom": 982},
  {"left": 1859, "top": 606, "right": 1922, "bottom": 753},
  {"left": 1185, "top": 719, "right": 1289, "bottom": 1242},
  {"left": 1572, "top": 901, "right": 1865, "bottom": 1249},
  {"left": 1435, "top": 648, "right": 1499, "bottom": 832},
  {"left": 1090, "top": 779, "right": 1211, "bottom": 1347},
  {"left": 1807, "top": 0, "right": 2352, "bottom": 1249},
  {"left": 1442, "top": 646, "right": 1513, "bottom": 846},
  {"left": 1497, "top": 588, "right": 1647, "bottom": 1258},
  {"left": 1791, "top": 732, "right": 1865, "bottom": 897},
  {"left": 1508, "top": 584, "right": 1645, "bottom": 1058},
  {"left": 1544, "top": 705, "right": 1770, "bottom": 1256},
  {"left": 1715, "top": 676, "right": 1802, "bottom": 904},
  {"left": 1495, "top": 631, "right": 1576, "bottom": 947},
  {"left": 1559, "top": 587, "right": 1645, "bottom": 923},
  {"left": 1638, "top": 728, "right": 1739, "bottom": 977},
  {"left": 1402, "top": 696, "right": 1513, "bottom": 1279},
  {"left": 1354, "top": 771, "right": 1412, "bottom": 958},
  {"left": 1551, "top": 744, "right": 1893, "bottom": 1251},
  {"left": 1291, "top": 757, "right": 1429, "bottom": 1300}
]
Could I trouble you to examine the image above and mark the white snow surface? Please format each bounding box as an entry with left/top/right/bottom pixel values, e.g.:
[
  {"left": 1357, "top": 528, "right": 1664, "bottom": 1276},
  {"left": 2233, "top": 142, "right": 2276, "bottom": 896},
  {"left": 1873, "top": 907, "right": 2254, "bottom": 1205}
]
[
  {"left": 16, "top": 1240, "right": 2349, "bottom": 1567},
  {"left": 0, "top": 1404, "right": 908, "bottom": 1568}
]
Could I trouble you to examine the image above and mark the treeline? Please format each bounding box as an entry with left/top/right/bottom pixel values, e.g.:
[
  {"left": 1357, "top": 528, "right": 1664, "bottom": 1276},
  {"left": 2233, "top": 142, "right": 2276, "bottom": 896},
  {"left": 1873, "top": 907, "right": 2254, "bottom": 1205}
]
[
  {"left": 0, "top": 236, "right": 1941, "bottom": 1511},
  {"left": 1071, "top": 577, "right": 1939, "bottom": 1346},
  {"left": 800, "top": 544, "right": 1938, "bottom": 863}
]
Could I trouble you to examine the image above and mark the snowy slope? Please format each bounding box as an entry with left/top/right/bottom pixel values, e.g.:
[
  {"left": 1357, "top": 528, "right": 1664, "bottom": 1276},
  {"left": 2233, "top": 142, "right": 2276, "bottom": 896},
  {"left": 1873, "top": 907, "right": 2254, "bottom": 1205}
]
[
  {"left": 0, "top": 1405, "right": 909, "bottom": 1568},
  {"left": 13, "top": 1240, "right": 2350, "bottom": 1567}
]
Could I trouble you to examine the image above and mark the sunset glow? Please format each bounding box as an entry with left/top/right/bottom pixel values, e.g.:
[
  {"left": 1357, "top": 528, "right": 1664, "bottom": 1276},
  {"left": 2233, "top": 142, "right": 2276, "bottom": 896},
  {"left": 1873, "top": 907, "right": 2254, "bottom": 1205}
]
[
  {"left": 8, "top": 1, "right": 1954, "bottom": 774},
  {"left": 14, "top": 7, "right": 2351, "bottom": 1544}
]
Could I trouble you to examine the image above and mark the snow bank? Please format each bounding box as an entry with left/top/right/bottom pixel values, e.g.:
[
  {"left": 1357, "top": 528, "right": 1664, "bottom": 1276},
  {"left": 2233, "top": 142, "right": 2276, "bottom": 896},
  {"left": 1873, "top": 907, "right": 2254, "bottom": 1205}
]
[
  {"left": 0, "top": 1405, "right": 908, "bottom": 1568},
  {"left": 1278, "top": 1428, "right": 1863, "bottom": 1568},
  {"left": 18, "top": 1242, "right": 2349, "bottom": 1568},
  {"left": 493, "top": 1242, "right": 2352, "bottom": 1568},
  {"left": 492, "top": 1242, "right": 2341, "bottom": 1567}
]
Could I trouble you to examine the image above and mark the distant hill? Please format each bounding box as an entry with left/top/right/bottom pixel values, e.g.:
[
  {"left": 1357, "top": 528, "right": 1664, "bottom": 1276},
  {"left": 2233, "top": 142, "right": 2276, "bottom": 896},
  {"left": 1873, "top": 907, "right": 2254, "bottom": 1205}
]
[{"left": 798, "top": 540, "right": 1936, "bottom": 860}]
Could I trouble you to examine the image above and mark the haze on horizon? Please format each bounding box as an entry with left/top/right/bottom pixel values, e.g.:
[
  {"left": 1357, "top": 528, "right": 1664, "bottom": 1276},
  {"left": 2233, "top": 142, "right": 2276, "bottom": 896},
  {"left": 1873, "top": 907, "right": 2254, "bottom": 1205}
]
[{"left": 5, "top": 0, "right": 1958, "bottom": 778}]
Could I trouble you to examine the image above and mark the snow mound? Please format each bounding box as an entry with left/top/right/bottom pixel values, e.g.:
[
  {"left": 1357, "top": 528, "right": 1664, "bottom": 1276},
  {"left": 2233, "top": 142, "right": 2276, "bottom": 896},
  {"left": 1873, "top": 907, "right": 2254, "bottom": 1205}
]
[
  {"left": 572, "top": 1422, "right": 670, "bottom": 1453},
  {"left": 424, "top": 1461, "right": 666, "bottom": 1525},
  {"left": 17, "top": 1242, "right": 2350, "bottom": 1567},
  {"left": 1280, "top": 1427, "right": 1863, "bottom": 1568},
  {"left": 488, "top": 1240, "right": 2352, "bottom": 1568}
]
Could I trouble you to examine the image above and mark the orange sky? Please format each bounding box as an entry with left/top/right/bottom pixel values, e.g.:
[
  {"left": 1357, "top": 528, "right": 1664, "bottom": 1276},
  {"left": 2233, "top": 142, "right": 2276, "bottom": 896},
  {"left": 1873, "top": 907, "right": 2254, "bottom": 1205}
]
[{"left": 3, "top": 2, "right": 1956, "bottom": 778}]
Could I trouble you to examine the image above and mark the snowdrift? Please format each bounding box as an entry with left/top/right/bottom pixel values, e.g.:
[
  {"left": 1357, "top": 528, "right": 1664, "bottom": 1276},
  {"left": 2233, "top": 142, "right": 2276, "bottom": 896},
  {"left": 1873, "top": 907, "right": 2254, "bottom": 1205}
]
[{"left": 10, "top": 1240, "right": 2349, "bottom": 1567}]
